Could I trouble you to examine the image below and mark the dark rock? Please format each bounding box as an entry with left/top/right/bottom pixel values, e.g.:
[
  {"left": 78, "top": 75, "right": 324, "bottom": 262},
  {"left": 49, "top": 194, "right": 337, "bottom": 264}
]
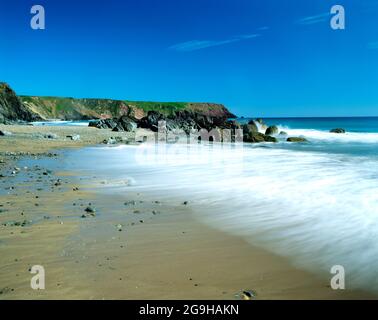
[
  {"left": 330, "top": 128, "right": 346, "bottom": 134},
  {"left": 66, "top": 134, "right": 80, "bottom": 141},
  {"left": 2, "top": 219, "right": 32, "bottom": 227},
  {"left": 238, "top": 290, "right": 257, "bottom": 300},
  {"left": 82, "top": 207, "right": 96, "bottom": 218},
  {"left": 263, "top": 135, "right": 278, "bottom": 143},
  {"left": 139, "top": 111, "right": 164, "bottom": 132},
  {"left": 84, "top": 206, "right": 95, "bottom": 213},
  {"left": 279, "top": 131, "right": 288, "bottom": 136},
  {"left": 89, "top": 118, "right": 117, "bottom": 129},
  {"left": 103, "top": 136, "right": 123, "bottom": 145},
  {"left": 44, "top": 133, "right": 58, "bottom": 139},
  {"left": 112, "top": 115, "right": 137, "bottom": 132},
  {"left": 265, "top": 125, "right": 279, "bottom": 136},
  {"left": 139, "top": 110, "right": 223, "bottom": 134},
  {"left": 242, "top": 122, "right": 258, "bottom": 134},
  {"left": 287, "top": 137, "right": 308, "bottom": 142},
  {"left": 242, "top": 123, "right": 258, "bottom": 141},
  {"left": 244, "top": 132, "right": 266, "bottom": 143}
]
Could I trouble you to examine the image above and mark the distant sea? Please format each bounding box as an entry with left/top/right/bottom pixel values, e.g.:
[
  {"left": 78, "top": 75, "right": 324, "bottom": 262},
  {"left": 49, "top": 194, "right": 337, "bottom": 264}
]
[
  {"left": 25, "top": 116, "right": 378, "bottom": 292},
  {"left": 239, "top": 116, "right": 378, "bottom": 133}
]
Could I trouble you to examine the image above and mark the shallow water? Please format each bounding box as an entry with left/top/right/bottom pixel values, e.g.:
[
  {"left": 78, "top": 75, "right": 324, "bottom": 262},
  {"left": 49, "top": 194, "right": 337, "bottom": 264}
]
[
  {"left": 31, "top": 120, "right": 91, "bottom": 126},
  {"left": 29, "top": 117, "right": 378, "bottom": 293}
]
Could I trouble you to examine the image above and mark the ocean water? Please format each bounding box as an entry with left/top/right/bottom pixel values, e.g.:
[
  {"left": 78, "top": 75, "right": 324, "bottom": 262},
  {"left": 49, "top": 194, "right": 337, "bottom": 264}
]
[
  {"left": 57, "top": 117, "right": 378, "bottom": 292},
  {"left": 31, "top": 120, "right": 90, "bottom": 126}
]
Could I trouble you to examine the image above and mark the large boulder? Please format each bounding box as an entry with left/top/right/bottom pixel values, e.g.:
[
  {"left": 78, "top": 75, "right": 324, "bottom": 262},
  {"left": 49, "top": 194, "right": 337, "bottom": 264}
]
[
  {"left": 242, "top": 123, "right": 259, "bottom": 143},
  {"left": 287, "top": 137, "right": 308, "bottom": 142},
  {"left": 138, "top": 111, "right": 165, "bottom": 132},
  {"left": 242, "top": 123, "right": 258, "bottom": 135},
  {"left": 112, "top": 115, "right": 137, "bottom": 132},
  {"left": 265, "top": 125, "right": 279, "bottom": 136},
  {"left": 246, "top": 120, "right": 259, "bottom": 132},
  {"left": 330, "top": 128, "right": 346, "bottom": 134},
  {"left": 264, "top": 135, "right": 278, "bottom": 143},
  {"left": 244, "top": 132, "right": 277, "bottom": 143},
  {"left": 89, "top": 118, "right": 117, "bottom": 129},
  {"left": 244, "top": 132, "right": 266, "bottom": 143}
]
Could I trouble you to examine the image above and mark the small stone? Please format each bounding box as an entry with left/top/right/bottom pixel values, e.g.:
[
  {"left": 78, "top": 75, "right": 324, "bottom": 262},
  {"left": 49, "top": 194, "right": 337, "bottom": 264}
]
[
  {"left": 82, "top": 207, "right": 96, "bottom": 218},
  {"left": 54, "top": 179, "right": 62, "bottom": 186},
  {"left": 66, "top": 134, "right": 80, "bottom": 141},
  {"left": 238, "top": 290, "right": 257, "bottom": 300},
  {"left": 85, "top": 206, "right": 95, "bottom": 213}
]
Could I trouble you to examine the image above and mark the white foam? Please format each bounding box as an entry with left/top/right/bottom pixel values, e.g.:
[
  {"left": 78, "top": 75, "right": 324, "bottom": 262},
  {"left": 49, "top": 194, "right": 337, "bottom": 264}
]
[
  {"left": 281, "top": 127, "right": 378, "bottom": 143},
  {"left": 67, "top": 140, "right": 378, "bottom": 292}
]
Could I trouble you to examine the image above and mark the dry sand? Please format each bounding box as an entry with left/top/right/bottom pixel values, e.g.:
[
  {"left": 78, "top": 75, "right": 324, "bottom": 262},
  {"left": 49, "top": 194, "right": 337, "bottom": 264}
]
[{"left": 0, "top": 124, "right": 375, "bottom": 299}]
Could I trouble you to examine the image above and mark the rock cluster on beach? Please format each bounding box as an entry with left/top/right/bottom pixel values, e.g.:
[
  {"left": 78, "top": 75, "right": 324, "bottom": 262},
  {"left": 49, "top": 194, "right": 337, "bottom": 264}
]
[
  {"left": 89, "top": 114, "right": 312, "bottom": 145},
  {"left": 89, "top": 109, "right": 234, "bottom": 135}
]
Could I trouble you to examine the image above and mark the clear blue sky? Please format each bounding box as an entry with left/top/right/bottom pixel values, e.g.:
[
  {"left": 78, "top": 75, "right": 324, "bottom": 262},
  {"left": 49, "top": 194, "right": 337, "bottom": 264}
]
[{"left": 1, "top": 0, "right": 378, "bottom": 117}]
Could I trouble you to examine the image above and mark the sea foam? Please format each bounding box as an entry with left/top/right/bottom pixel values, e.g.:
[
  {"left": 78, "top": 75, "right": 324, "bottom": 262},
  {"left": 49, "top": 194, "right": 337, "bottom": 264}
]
[{"left": 64, "top": 132, "right": 378, "bottom": 292}]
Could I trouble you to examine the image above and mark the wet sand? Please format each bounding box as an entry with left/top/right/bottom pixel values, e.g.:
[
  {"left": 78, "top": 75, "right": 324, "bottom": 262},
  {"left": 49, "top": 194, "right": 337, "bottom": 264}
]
[{"left": 0, "top": 124, "right": 375, "bottom": 299}]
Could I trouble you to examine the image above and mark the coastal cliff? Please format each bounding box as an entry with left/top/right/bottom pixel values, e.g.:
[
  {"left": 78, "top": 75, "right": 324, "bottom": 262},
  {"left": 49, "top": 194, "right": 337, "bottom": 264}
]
[
  {"left": 0, "top": 82, "right": 235, "bottom": 122},
  {"left": 0, "top": 83, "right": 41, "bottom": 124}
]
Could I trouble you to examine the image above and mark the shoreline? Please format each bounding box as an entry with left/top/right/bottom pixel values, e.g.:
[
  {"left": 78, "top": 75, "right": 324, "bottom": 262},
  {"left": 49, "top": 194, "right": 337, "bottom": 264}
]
[{"left": 0, "top": 124, "right": 376, "bottom": 299}]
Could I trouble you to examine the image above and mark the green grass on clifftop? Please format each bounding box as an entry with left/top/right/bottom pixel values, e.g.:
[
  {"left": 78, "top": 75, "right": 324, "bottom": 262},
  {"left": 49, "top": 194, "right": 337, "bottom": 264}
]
[{"left": 124, "top": 100, "right": 188, "bottom": 115}]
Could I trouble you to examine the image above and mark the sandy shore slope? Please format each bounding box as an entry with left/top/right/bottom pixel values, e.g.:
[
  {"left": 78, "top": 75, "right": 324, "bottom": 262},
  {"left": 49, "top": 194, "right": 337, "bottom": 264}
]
[{"left": 0, "top": 124, "right": 375, "bottom": 299}]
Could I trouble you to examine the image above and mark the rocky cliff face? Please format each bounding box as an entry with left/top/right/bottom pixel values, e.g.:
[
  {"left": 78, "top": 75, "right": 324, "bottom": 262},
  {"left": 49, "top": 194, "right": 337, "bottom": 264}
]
[
  {"left": 0, "top": 83, "right": 40, "bottom": 123},
  {"left": 1, "top": 82, "right": 236, "bottom": 127},
  {"left": 19, "top": 95, "right": 236, "bottom": 121}
]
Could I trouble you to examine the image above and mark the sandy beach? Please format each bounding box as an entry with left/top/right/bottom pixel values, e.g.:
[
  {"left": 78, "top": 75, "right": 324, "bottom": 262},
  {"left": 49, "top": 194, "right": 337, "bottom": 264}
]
[{"left": 0, "top": 124, "right": 375, "bottom": 299}]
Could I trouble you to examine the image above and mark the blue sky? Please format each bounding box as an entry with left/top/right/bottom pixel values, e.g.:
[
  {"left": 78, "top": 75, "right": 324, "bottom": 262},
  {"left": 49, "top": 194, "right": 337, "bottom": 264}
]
[{"left": 1, "top": 0, "right": 378, "bottom": 117}]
